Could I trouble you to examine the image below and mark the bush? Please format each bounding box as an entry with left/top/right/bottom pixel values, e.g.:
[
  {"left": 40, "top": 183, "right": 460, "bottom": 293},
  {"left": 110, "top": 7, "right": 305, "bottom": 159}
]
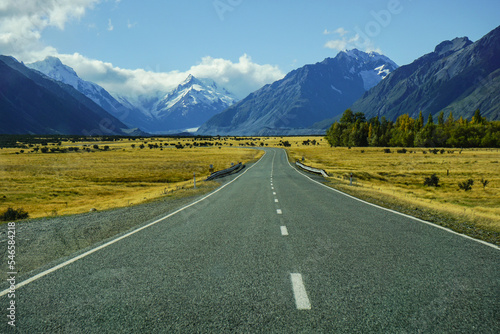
[
  {"left": 0, "top": 207, "right": 29, "bottom": 221},
  {"left": 458, "top": 179, "right": 474, "bottom": 191},
  {"left": 424, "top": 174, "right": 440, "bottom": 187}
]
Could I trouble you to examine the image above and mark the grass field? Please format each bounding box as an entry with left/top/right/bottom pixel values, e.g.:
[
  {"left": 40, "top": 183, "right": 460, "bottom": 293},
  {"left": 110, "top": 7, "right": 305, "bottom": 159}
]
[
  {"left": 2, "top": 135, "right": 499, "bottom": 244},
  {"left": 0, "top": 137, "right": 264, "bottom": 218},
  {"left": 284, "top": 139, "right": 500, "bottom": 243}
]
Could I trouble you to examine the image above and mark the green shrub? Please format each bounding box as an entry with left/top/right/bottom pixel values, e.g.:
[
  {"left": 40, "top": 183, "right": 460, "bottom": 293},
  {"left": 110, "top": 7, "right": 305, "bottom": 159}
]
[
  {"left": 458, "top": 179, "right": 474, "bottom": 191},
  {"left": 424, "top": 174, "right": 440, "bottom": 187},
  {"left": 0, "top": 207, "right": 29, "bottom": 221}
]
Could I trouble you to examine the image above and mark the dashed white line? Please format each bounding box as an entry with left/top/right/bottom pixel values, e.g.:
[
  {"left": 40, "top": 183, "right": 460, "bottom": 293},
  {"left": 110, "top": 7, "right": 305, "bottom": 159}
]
[
  {"left": 274, "top": 199, "right": 279, "bottom": 203},
  {"left": 276, "top": 209, "right": 282, "bottom": 214},
  {"left": 290, "top": 273, "right": 311, "bottom": 310},
  {"left": 273, "top": 192, "right": 276, "bottom": 195},
  {"left": 280, "top": 226, "right": 288, "bottom": 236}
]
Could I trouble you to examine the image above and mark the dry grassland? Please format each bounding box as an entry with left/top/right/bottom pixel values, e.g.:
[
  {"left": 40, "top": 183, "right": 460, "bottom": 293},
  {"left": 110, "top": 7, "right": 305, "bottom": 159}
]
[
  {"left": 3, "top": 135, "right": 499, "bottom": 244},
  {"left": 0, "top": 137, "right": 263, "bottom": 218},
  {"left": 284, "top": 138, "right": 500, "bottom": 243}
]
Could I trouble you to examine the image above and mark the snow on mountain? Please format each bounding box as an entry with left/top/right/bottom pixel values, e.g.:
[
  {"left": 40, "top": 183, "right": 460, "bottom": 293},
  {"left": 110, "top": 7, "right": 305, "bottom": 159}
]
[
  {"left": 154, "top": 74, "right": 237, "bottom": 118},
  {"left": 340, "top": 49, "right": 398, "bottom": 90},
  {"left": 26, "top": 58, "right": 237, "bottom": 134},
  {"left": 143, "top": 74, "right": 237, "bottom": 132},
  {"left": 27, "top": 57, "right": 133, "bottom": 125},
  {"left": 198, "top": 49, "right": 398, "bottom": 136}
]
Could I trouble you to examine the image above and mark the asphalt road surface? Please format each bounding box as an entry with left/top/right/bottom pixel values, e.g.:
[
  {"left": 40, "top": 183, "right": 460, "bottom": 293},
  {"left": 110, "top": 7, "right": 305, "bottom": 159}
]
[{"left": 2, "top": 148, "right": 499, "bottom": 333}]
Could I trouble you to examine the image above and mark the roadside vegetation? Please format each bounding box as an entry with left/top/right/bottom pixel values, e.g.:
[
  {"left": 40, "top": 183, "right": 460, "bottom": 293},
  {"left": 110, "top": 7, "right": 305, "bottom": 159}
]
[
  {"left": 0, "top": 136, "right": 264, "bottom": 219},
  {"left": 2, "top": 134, "right": 498, "bottom": 245},
  {"left": 287, "top": 143, "right": 500, "bottom": 245},
  {"left": 326, "top": 109, "right": 500, "bottom": 148}
]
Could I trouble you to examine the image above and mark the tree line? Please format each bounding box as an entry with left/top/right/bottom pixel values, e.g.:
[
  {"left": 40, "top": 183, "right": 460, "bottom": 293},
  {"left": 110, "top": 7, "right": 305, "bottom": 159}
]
[{"left": 325, "top": 109, "right": 500, "bottom": 148}]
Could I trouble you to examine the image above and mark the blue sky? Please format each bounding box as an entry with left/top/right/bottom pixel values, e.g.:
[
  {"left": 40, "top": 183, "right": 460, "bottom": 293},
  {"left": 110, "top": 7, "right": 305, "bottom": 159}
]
[{"left": 2, "top": 0, "right": 499, "bottom": 98}]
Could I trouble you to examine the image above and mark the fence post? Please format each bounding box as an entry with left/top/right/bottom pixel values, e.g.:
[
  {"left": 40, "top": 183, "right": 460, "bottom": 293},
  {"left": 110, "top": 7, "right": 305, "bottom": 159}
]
[{"left": 350, "top": 173, "right": 353, "bottom": 186}]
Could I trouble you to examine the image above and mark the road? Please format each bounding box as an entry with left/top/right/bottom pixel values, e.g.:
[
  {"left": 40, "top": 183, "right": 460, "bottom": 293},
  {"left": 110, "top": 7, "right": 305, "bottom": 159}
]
[{"left": 2, "top": 148, "right": 499, "bottom": 332}]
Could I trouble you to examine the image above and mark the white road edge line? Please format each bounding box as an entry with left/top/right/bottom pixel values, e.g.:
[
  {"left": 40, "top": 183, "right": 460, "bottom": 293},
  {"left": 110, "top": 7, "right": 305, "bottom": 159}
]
[
  {"left": 280, "top": 226, "right": 289, "bottom": 236},
  {"left": 283, "top": 149, "right": 500, "bottom": 251},
  {"left": 0, "top": 151, "right": 269, "bottom": 297},
  {"left": 290, "top": 273, "right": 311, "bottom": 310}
]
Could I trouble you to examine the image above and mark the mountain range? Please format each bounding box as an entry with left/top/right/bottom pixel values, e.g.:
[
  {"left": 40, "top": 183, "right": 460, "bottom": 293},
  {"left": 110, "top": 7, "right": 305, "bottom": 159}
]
[
  {"left": 27, "top": 58, "right": 237, "bottom": 134},
  {"left": 146, "top": 74, "right": 237, "bottom": 133},
  {"left": 0, "top": 55, "right": 134, "bottom": 136},
  {"left": 1, "top": 25, "right": 499, "bottom": 136},
  {"left": 350, "top": 25, "right": 500, "bottom": 121},
  {"left": 197, "top": 50, "right": 398, "bottom": 136}
]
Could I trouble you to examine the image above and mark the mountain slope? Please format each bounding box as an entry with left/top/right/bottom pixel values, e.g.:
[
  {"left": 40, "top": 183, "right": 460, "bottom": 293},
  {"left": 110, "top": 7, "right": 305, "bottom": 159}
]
[
  {"left": 27, "top": 57, "right": 145, "bottom": 130},
  {"left": 27, "top": 59, "right": 236, "bottom": 133},
  {"left": 197, "top": 50, "right": 398, "bottom": 136},
  {"left": 350, "top": 25, "right": 500, "bottom": 121},
  {"left": 0, "top": 56, "right": 131, "bottom": 135},
  {"left": 150, "top": 74, "right": 237, "bottom": 132}
]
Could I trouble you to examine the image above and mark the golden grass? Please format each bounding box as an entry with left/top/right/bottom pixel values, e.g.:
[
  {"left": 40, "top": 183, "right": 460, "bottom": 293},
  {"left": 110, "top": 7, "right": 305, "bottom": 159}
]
[
  {"left": 3, "top": 134, "right": 499, "bottom": 241},
  {"left": 284, "top": 139, "right": 500, "bottom": 235},
  {"left": 0, "top": 138, "right": 263, "bottom": 218}
]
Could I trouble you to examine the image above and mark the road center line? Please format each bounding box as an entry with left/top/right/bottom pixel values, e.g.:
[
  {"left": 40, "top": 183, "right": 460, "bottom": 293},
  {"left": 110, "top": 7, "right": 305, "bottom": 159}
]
[
  {"left": 280, "top": 226, "right": 288, "bottom": 236},
  {"left": 276, "top": 209, "right": 282, "bottom": 214},
  {"left": 290, "top": 273, "right": 311, "bottom": 310},
  {"left": 274, "top": 199, "right": 279, "bottom": 203}
]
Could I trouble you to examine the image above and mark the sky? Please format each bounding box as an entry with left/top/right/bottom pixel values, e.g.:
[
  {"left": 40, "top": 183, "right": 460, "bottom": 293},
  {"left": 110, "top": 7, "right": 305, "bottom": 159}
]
[{"left": 1, "top": 0, "right": 499, "bottom": 99}]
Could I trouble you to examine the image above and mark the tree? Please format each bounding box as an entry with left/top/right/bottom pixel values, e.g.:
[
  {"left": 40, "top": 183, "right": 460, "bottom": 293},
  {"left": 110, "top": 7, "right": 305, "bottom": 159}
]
[
  {"left": 339, "top": 109, "right": 355, "bottom": 124},
  {"left": 438, "top": 111, "right": 445, "bottom": 126},
  {"left": 415, "top": 111, "right": 424, "bottom": 132},
  {"left": 426, "top": 113, "right": 434, "bottom": 126},
  {"left": 445, "top": 111, "right": 455, "bottom": 127},
  {"left": 472, "top": 109, "right": 485, "bottom": 125}
]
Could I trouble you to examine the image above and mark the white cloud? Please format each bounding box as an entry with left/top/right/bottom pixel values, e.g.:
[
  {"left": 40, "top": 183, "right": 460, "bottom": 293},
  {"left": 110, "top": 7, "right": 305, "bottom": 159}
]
[
  {"left": 58, "top": 53, "right": 284, "bottom": 99},
  {"left": 0, "top": 0, "right": 98, "bottom": 62},
  {"left": 324, "top": 28, "right": 382, "bottom": 54},
  {"left": 334, "top": 27, "right": 349, "bottom": 37},
  {"left": 107, "top": 19, "right": 114, "bottom": 31},
  {"left": 127, "top": 19, "right": 137, "bottom": 29},
  {"left": 324, "top": 27, "right": 348, "bottom": 36},
  {"left": 0, "top": 0, "right": 284, "bottom": 100}
]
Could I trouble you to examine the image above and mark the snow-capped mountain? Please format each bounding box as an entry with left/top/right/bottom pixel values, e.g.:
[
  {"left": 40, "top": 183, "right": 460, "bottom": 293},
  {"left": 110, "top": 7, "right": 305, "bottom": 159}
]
[
  {"left": 1, "top": 55, "right": 132, "bottom": 135},
  {"left": 27, "top": 57, "right": 133, "bottom": 125},
  {"left": 341, "top": 49, "right": 398, "bottom": 90},
  {"left": 351, "top": 25, "right": 500, "bottom": 121},
  {"left": 150, "top": 74, "right": 237, "bottom": 132},
  {"left": 26, "top": 58, "right": 238, "bottom": 133},
  {"left": 197, "top": 49, "right": 398, "bottom": 135}
]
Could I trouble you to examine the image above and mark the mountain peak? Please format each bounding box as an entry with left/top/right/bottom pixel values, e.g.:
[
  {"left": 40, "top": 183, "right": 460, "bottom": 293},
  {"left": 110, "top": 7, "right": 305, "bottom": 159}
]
[
  {"left": 434, "top": 37, "right": 473, "bottom": 56},
  {"left": 42, "top": 56, "right": 64, "bottom": 67},
  {"left": 181, "top": 74, "right": 201, "bottom": 87},
  {"left": 337, "top": 49, "right": 398, "bottom": 69},
  {"left": 28, "top": 56, "right": 79, "bottom": 81}
]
